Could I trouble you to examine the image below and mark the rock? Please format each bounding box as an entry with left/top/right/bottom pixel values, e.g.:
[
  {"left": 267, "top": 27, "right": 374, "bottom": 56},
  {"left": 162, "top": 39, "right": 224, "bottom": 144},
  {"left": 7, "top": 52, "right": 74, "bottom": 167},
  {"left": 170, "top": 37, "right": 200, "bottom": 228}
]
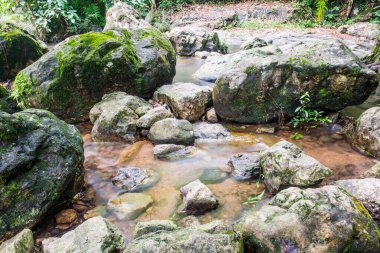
[
  {"left": 111, "top": 167, "right": 159, "bottom": 192},
  {"left": 148, "top": 118, "right": 194, "bottom": 145},
  {"left": 193, "top": 122, "right": 232, "bottom": 140},
  {"left": 0, "top": 23, "right": 47, "bottom": 80},
  {"left": 179, "top": 179, "right": 218, "bottom": 215},
  {"left": 136, "top": 106, "right": 174, "bottom": 128},
  {"left": 89, "top": 92, "right": 151, "bottom": 142},
  {"left": 0, "top": 83, "right": 19, "bottom": 113},
  {"left": 213, "top": 12, "right": 239, "bottom": 29},
  {"left": 153, "top": 144, "right": 197, "bottom": 160},
  {"left": 348, "top": 106, "right": 380, "bottom": 159},
  {"left": 154, "top": 83, "right": 212, "bottom": 121},
  {"left": 235, "top": 186, "right": 380, "bottom": 253},
  {"left": 196, "top": 220, "right": 232, "bottom": 234},
  {"left": 134, "top": 220, "right": 178, "bottom": 238},
  {"left": 0, "top": 109, "right": 84, "bottom": 241},
  {"left": 260, "top": 141, "right": 332, "bottom": 194},
  {"left": 206, "top": 108, "right": 218, "bottom": 123},
  {"left": 107, "top": 193, "right": 153, "bottom": 220},
  {"left": 168, "top": 27, "right": 227, "bottom": 56},
  {"left": 104, "top": 2, "right": 151, "bottom": 31},
  {"left": 125, "top": 221, "right": 241, "bottom": 253},
  {"left": 195, "top": 40, "right": 378, "bottom": 123},
  {"left": 227, "top": 153, "right": 261, "bottom": 180},
  {"left": 338, "top": 22, "right": 379, "bottom": 39},
  {"left": 362, "top": 163, "right": 380, "bottom": 179},
  {"left": 13, "top": 28, "right": 175, "bottom": 122},
  {"left": 194, "top": 51, "right": 211, "bottom": 59},
  {"left": 55, "top": 209, "right": 77, "bottom": 225},
  {"left": 240, "top": 37, "right": 268, "bottom": 50},
  {"left": 335, "top": 178, "right": 380, "bottom": 220},
  {"left": 0, "top": 229, "right": 34, "bottom": 253},
  {"left": 42, "top": 217, "right": 125, "bottom": 253},
  {"left": 255, "top": 126, "right": 275, "bottom": 134}
]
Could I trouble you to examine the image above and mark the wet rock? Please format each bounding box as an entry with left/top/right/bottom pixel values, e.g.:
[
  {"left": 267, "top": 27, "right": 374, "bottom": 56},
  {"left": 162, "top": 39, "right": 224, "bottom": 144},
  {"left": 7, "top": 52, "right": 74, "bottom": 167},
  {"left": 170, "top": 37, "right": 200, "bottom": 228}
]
[
  {"left": 0, "top": 23, "right": 47, "bottom": 80},
  {"left": 179, "top": 216, "right": 200, "bottom": 227},
  {"left": 0, "top": 83, "right": 19, "bottom": 113},
  {"left": 84, "top": 206, "right": 107, "bottom": 220},
  {"left": 362, "top": 163, "right": 380, "bottom": 179},
  {"left": 348, "top": 106, "right": 380, "bottom": 159},
  {"left": 0, "top": 229, "right": 34, "bottom": 253},
  {"left": 107, "top": 193, "right": 153, "bottom": 220},
  {"left": 196, "top": 220, "right": 232, "bottom": 234},
  {"left": 193, "top": 122, "right": 232, "bottom": 140},
  {"left": 42, "top": 217, "right": 125, "bottom": 253},
  {"left": 175, "top": 167, "right": 226, "bottom": 189},
  {"left": 194, "top": 51, "right": 211, "bottom": 59},
  {"left": 136, "top": 106, "right": 174, "bottom": 128},
  {"left": 195, "top": 40, "right": 378, "bottom": 123},
  {"left": 330, "top": 133, "right": 343, "bottom": 140},
  {"left": 111, "top": 167, "right": 159, "bottom": 192},
  {"left": 338, "top": 22, "right": 379, "bottom": 39},
  {"left": 153, "top": 144, "right": 197, "bottom": 160},
  {"left": 55, "top": 209, "right": 77, "bottom": 225},
  {"left": 227, "top": 153, "right": 261, "bottom": 180},
  {"left": 134, "top": 220, "right": 178, "bottom": 238},
  {"left": 214, "top": 12, "right": 239, "bottom": 29},
  {"left": 154, "top": 83, "right": 212, "bottom": 121},
  {"left": 255, "top": 126, "right": 275, "bottom": 134},
  {"left": 235, "top": 186, "right": 380, "bottom": 253},
  {"left": 0, "top": 109, "right": 84, "bottom": 241},
  {"left": 180, "top": 179, "right": 219, "bottom": 215},
  {"left": 335, "top": 178, "right": 380, "bottom": 219},
  {"left": 240, "top": 37, "right": 268, "bottom": 50},
  {"left": 148, "top": 118, "right": 194, "bottom": 145},
  {"left": 206, "top": 108, "right": 218, "bottom": 123},
  {"left": 260, "top": 141, "right": 332, "bottom": 194},
  {"left": 89, "top": 92, "right": 151, "bottom": 142}
]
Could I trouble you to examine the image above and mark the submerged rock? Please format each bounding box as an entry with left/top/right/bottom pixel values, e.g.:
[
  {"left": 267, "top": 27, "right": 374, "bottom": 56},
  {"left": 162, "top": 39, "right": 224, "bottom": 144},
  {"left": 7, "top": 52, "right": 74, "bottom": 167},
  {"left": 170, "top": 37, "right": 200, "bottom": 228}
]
[
  {"left": 193, "top": 122, "right": 232, "bottom": 140},
  {"left": 195, "top": 40, "right": 378, "bottom": 123},
  {"left": 227, "top": 153, "right": 261, "bottom": 180},
  {"left": 13, "top": 28, "right": 175, "bottom": 122},
  {"left": 0, "top": 229, "right": 34, "bottom": 253},
  {"left": 235, "top": 186, "right": 380, "bottom": 252},
  {"left": 136, "top": 106, "right": 174, "bottom": 128},
  {"left": 134, "top": 220, "right": 178, "bottom": 238},
  {"left": 153, "top": 144, "right": 197, "bottom": 160},
  {"left": 112, "top": 167, "right": 159, "bottom": 192},
  {"left": 148, "top": 118, "right": 194, "bottom": 145},
  {"left": 0, "top": 23, "right": 47, "bottom": 80},
  {"left": 42, "top": 217, "right": 125, "bottom": 253},
  {"left": 0, "top": 109, "right": 84, "bottom": 240},
  {"left": 180, "top": 179, "right": 219, "bottom": 215},
  {"left": 260, "top": 141, "right": 332, "bottom": 194},
  {"left": 154, "top": 82, "right": 212, "bottom": 121},
  {"left": 107, "top": 193, "right": 153, "bottom": 220}
]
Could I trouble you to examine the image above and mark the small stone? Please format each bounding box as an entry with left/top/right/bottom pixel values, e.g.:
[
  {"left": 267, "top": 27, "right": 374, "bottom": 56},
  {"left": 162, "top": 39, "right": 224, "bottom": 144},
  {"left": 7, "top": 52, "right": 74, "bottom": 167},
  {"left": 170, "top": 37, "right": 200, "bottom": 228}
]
[
  {"left": 256, "top": 126, "right": 276, "bottom": 134},
  {"left": 362, "top": 163, "right": 380, "bottom": 179},
  {"left": 107, "top": 193, "right": 153, "bottom": 220},
  {"left": 148, "top": 118, "right": 194, "bottom": 145},
  {"left": 136, "top": 106, "right": 174, "bottom": 128},
  {"left": 206, "top": 108, "right": 218, "bottom": 123},
  {"left": 153, "top": 144, "right": 197, "bottom": 160},
  {"left": 318, "top": 135, "right": 335, "bottom": 144},
  {"left": 112, "top": 167, "right": 159, "bottom": 192},
  {"left": 331, "top": 133, "right": 343, "bottom": 140},
  {"left": 193, "top": 122, "right": 232, "bottom": 140},
  {"left": 55, "top": 209, "right": 77, "bottom": 224}
]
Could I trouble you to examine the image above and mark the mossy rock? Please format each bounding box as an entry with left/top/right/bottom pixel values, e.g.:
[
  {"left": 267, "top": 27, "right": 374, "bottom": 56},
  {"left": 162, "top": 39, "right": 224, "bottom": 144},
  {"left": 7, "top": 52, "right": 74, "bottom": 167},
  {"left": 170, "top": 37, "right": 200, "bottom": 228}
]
[
  {"left": 12, "top": 28, "right": 176, "bottom": 122},
  {"left": 0, "top": 23, "right": 47, "bottom": 81},
  {"left": 0, "top": 109, "right": 84, "bottom": 241},
  {"left": 0, "top": 83, "right": 19, "bottom": 113}
]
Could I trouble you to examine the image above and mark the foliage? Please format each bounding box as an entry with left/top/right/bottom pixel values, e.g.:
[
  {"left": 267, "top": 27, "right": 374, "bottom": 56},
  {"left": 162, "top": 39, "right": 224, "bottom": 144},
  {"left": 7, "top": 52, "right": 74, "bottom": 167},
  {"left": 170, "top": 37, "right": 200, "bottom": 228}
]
[
  {"left": 315, "top": 0, "right": 328, "bottom": 23},
  {"left": 374, "top": 5, "right": 380, "bottom": 24},
  {"left": 290, "top": 92, "right": 331, "bottom": 128},
  {"left": 290, "top": 132, "right": 304, "bottom": 140},
  {"left": 243, "top": 190, "right": 265, "bottom": 206}
]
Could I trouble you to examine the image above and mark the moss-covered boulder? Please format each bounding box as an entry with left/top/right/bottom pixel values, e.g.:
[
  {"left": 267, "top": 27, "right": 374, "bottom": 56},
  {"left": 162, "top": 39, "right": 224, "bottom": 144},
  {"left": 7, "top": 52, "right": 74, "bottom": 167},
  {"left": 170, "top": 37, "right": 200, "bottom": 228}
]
[
  {"left": 0, "top": 109, "right": 84, "bottom": 241},
  {"left": 0, "top": 23, "right": 47, "bottom": 81},
  {"left": 195, "top": 40, "right": 379, "bottom": 123},
  {"left": 12, "top": 28, "right": 176, "bottom": 122},
  {"left": 235, "top": 186, "right": 380, "bottom": 252}
]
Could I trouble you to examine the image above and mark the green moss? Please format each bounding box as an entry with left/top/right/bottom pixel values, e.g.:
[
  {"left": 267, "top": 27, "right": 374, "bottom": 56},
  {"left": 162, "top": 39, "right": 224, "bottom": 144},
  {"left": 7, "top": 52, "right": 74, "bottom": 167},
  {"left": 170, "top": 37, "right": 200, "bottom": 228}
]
[
  {"left": 11, "top": 72, "right": 32, "bottom": 109},
  {"left": 318, "top": 88, "right": 329, "bottom": 98}
]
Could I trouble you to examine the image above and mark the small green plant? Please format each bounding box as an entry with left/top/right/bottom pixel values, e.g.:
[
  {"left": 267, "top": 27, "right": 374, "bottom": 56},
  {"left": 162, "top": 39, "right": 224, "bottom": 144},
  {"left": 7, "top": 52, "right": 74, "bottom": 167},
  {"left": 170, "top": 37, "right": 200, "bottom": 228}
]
[
  {"left": 316, "top": 0, "right": 328, "bottom": 23},
  {"left": 243, "top": 190, "right": 265, "bottom": 206},
  {"left": 290, "top": 132, "right": 304, "bottom": 140},
  {"left": 290, "top": 91, "right": 331, "bottom": 128}
]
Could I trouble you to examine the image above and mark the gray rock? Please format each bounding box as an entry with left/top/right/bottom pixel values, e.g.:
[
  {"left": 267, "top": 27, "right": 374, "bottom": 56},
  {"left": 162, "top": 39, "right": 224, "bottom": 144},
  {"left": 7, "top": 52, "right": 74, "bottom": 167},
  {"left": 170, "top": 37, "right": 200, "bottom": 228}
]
[
  {"left": 240, "top": 37, "right": 268, "bottom": 50},
  {"left": 42, "top": 217, "right": 125, "bottom": 253},
  {"left": 111, "top": 167, "right": 159, "bottom": 192},
  {"left": 206, "top": 108, "right": 218, "bottom": 123},
  {"left": 134, "top": 220, "right": 178, "bottom": 238},
  {"left": 338, "top": 22, "right": 379, "bottom": 39},
  {"left": 136, "top": 106, "right": 174, "bottom": 128},
  {"left": 335, "top": 178, "right": 380, "bottom": 219},
  {"left": 180, "top": 179, "right": 219, "bottom": 215},
  {"left": 260, "top": 141, "right": 332, "bottom": 194},
  {"left": 193, "top": 122, "right": 232, "bottom": 140},
  {"left": 228, "top": 153, "right": 261, "bottom": 180},
  {"left": 0, "top": 229, "right": 34, "bottom": 253},
  {"left": 235, "top": 186, "right": 380, "bottom": 253},
  {"left": 154, "top": 83, "right": 212, "bottom": 121},
  {"left": 153, "top": 144, "right": 197, "bottom": 160},
  {"left": 107, "top": 193, "right": 153, "bottom": 220},
  {"left": 362, "top": 163, "right": 380, "bottom": 179},
  {"left": 148, "top": 118, "right": 194, "bottom": 145}
]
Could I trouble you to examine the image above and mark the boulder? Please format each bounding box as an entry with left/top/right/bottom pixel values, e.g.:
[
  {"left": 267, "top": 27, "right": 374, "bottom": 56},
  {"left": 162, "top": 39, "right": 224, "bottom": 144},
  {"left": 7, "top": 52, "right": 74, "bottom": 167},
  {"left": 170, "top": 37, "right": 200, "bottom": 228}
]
[
  {"left": 107, "top": 193, "right": 153, "bottom": 220},
  {"left": 89, "top": 92, "right": 151, "bottom": 142},
  {"left": 180, "top": 179, "right": 219, "bottom": 215},
  {"left": 134, "top": 220, "right": 178, "bottom": 238},
  {"left": 148, "top": 118, "right": 194, "bottom": 145},
  {"left": 195, "top": 40, "right": 378, "bottom": 123},
  {"left": 338, "top": 22, "right": 379, "bottom": 39},
  {"left": 0, "top": 84, "right": 18, "bottom": 113},
  {"left": 260, "top": 141, "right": 331, "bottom": 194},
  {"left": 42, "top": 217, "right": 125, "bottom": 253},
  {"left": 154, "top": 83, "right": 212, "bottom": 121},
  {"left": 240, "top": 37, "right": 268, "bottom": 50},
  {"left": 0, "top": 23, "right": 47, "bottom": 80},
  {"left": 168, "top": 27, "right": 227, "bottom": 56},
  {"left": 227, "top": 153, "right": 261, "bottom": 180},
  {"left": 235, "top": 186, "right": 380, "bottom": 253},
  {"left": 362, "top": 163, "right": 380, "bottom": 179},
  {"left": 112, "top": 167, "right": 159, "bottom": 192},
  {"left": 193, "top": 122, "right": 232, "bottom": 140},
  {"left": 0, "top": 229, "right": 34, "bottom": 253},
  {"left": 0, "top": 109, "right": 84, "bottom": 241},
  {"left": 136, "top": 106, "right": 174, "bottom": 128},
  {"left": 153, "top": 144, "right": 197, "bottom": 160},
  {"left": 13, "top": 28, "right": 175, "bottom": 122},
  {"left": 335, "top": 178, "right": 380, "bottom": 219},
  {"left": 347, "top": 106, "right": 380, "bottom": 159}
]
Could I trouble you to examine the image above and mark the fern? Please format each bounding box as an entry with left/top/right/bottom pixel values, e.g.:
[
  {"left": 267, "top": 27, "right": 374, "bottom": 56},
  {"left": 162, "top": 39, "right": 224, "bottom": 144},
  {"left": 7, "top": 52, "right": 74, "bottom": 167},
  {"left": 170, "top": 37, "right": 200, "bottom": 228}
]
[{"left": 316, "top": 0, "right": 328, "bottom": 23}]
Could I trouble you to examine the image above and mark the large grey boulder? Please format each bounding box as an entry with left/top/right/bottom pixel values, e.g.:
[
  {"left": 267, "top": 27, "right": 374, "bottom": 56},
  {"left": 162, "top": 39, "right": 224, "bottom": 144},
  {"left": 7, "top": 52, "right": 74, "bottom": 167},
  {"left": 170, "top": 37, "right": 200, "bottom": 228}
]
[
  {"left": 195, "top": 40, "right": 378, "bottom": 123},
  {"left": 136, "top": 106, "right": 174, "bottom": 128},
  {"left": 0, "top": 229, "right": 34, "bottom": 253},
  {"left": 153, "top": 144, "right": 197, "bottom": 160},
  {"left": 107, "top": 193, "right": 153, "bottom": 220},
  {"left": 193, "top": 122, "right": 232, "bottom": 140},
  {"left": 42, "top": 217, "right": 125, "bottom": 253},
  {"left": 154, "top": 83, "right": 212, "bottom": 121},
  {"left": 227, "top": 153, "right": 261, "bottom": 180},
  {"left": 0, "top": 109, "right": 84, "bottom": 241},
  {"left": 112, "top": 167, "right": 159, "bottom": 192},
  {"left": 335, "top": 178, "right": 380, "bottom": 219},
  {"left": 260, "top": 141, "right": 332, "bottom": 194},
  {"left": 148, "top": 118, "right": 194, "bottom": 145},
  {"left": 235, "top": 186, "right": 380, "bottom": 253}
]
